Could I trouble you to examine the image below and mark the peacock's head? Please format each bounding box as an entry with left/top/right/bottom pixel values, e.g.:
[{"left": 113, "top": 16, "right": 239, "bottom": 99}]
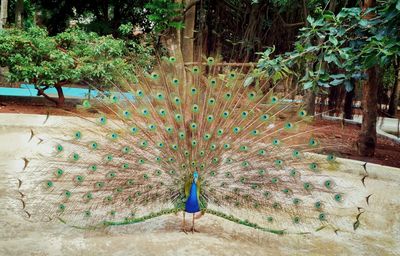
[{"left": 193, "top": 171, "right": 199, "bottom": 183}]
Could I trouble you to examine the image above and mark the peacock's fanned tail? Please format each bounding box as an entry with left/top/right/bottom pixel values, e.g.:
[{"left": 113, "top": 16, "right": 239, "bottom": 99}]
[{"left": 17, "top": 56, "right": 369, "bottom": 234}]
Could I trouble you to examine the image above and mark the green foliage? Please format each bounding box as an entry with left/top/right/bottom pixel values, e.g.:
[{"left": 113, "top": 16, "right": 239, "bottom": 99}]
[
  {"left": 145, "top": 0, "right": 184, "bottom": 32},
  {"left": 0, "top": 27, "right": 149, "bottom": 93},
  {"left": 256, "top": 0, "right": 400, "bottom": 92}
]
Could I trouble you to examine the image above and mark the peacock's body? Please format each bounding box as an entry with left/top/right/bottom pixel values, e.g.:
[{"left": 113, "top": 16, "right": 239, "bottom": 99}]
[{"left": 18, "top": 56, "right": 369, "bottom": 235}]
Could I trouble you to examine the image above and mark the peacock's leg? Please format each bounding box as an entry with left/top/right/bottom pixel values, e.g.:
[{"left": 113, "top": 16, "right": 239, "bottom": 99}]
[
  {"left": 180, "top": 211, "right": 188, "bottom": 234},
  {"left": 190, "top": 213, "right": 199, "bottom": 233}
]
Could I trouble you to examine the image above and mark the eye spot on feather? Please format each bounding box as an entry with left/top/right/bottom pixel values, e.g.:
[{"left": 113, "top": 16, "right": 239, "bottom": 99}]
[
  {"left": 141, "top": 108, "right": 149, "bottom": 116},
  {"left": 55, "top": 168, "right": 63, "bottom": 178},
  {"left": 172, "top": 78, "right": 179, "bottom": 86},
  {"left": 172, "top": 96, "right": 181, "bottom": 106},
  {"left": 271, "top": 177, "right": 279, "bottom": 184},
  {"left": 58, "top": 204, "right": 65, "bottom": 211},
  {"left": 192, "top": 104, "right": 199, "bottom": 113},
  {"left": 228, "top": 72, "right": 236, "bottom": 79},
  {"left": 207, "top": 57, "right": 215, "bottom": 65},
  {"left": 151, "top": 72, "right": 159, "bottom": 80},
  {"left": 95, "top": 182, "right": 105, "bottom": 189},
  {"left": 298, "top": 110, "right": 307, "bottom": 117},
  {"left": 319, "top": 213, "right": 327, "bottom": 221},
  {"left": 303, "top": 182, "right": 313, "bottom": 190},
  {"left": 272, "top": 202, "right": 281, "bottom": 209},
  {"left": 233, "top": 127, "right": 241, "bottom": 134},
  {"left": 110, "top": 94, "right": 119, "bottom": 103},
  {"left": 44, "top": 180, "right": 53, "bottom": 188},
  {"left": 82, "top": 100, "right": 91, "bottom": 108},
  {"left": 222, "top": 111, "right": 230, "bottom": 118},
  {"left": 309, "top": 138, "right": 318, "bottom": 147},
  {"left": 309, "top": 162, "right": 318, "bottom": 171},
  {"left": 314, "top": 201, "right": 323, "bottom": 210},
  {"left": 72, "top": 153, "right": 80, "bottom": 161},
  {"left": 123, "top": 110, "right": 131, "bottom": 118},
  {"left": 74, "top": 131, "right": 81, "bottom": 139},
  {"left": 203, "top": 133, "right": 211, "bottom": 140},
  {"left": 208, "top": 98, "right": 216, "bottom": 105},
  {"left": 224, "top": 92, "right": 232, "bottom": 100},
  {"left": 130, "top": 126, "right": 139, "bottom": 134},
  {"left": 292, "top": 150, "right": 300, "bottom": 158},
  {"left": 175, "top": 113, "right": 183, "bottom": 122},
  {"left": 260, "top": 114, "right": 269, "bottom": 121},
  {"left": 56, "top": 144, "right": 63, "bottom": 152},
  {"left": 99, "top": 116, "right": 107, "bottom": 125},
  {"left": 327, "top": 154, "right": 336, "bottom": 161},
  {"left": 136, "top": 90, "right": 144, "bottom": 97},
  {"left": 272, "top": 138, "right": 280, "bottom": 146},
  {"left": 192, "top": 66, "right": 200, "bottom": 74},
  {"left": 334, "top": 193, "right": 343, "bottom": 202},
  {"left": 324, "top": 180, "right": 334, "bottom": 189},
  {"left": 122, "top": 146, "right": 130, "bottom": 154},
  {"left": 63, "top": 190, "right": 71, "bottom": 198},
  {"left": 293, "top": 198, "right": 301, "bottom": 205},
  {"left": 210, "top": 143, "right": 217, "bottom": 151},
  {"left": 169, "top": 56, "right": 176, "bottom": 63}
]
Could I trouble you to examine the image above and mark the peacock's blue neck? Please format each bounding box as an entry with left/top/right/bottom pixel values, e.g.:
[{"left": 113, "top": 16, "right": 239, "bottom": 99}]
[{"left": 185, "top": 181, "right": 200, "bottom": 213}]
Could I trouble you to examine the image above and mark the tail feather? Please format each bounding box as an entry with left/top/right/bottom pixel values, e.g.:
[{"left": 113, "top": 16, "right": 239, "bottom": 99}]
[{"left": 17, "top": 57, "right": 369, "bottom": 233}]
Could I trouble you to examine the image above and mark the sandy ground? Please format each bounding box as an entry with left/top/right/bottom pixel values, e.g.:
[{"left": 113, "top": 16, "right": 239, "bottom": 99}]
[{"left": 0, "top": 113, "right": 399, "bottom": 256}]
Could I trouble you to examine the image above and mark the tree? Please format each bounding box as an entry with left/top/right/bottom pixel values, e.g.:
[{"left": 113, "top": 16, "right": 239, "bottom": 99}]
[
  {"left": 256, "top": 0, "right": 400, "bottom": 156},
  {"left": 0, "top": 27, "right": 149, "bottom": 106},
  {"left": 357, "top": 0, "right": 378, "bottom": 156},
  {"left": 0, "top": 0, "right": 8, "bottom": 29},
  {"left": 14, "top": 0, "right": 23, "bottom": 28}
]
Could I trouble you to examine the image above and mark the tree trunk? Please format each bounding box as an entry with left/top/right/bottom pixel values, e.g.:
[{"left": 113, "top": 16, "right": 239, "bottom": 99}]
[
  {"left": 182, "top": 0, "right": 195, "bottom": 63},
  {"left": 358, "top": 66, "right": 379, "bottom": 156},
  {"left": 55, "top": 84, "right": 65, "bottom": 107},
  {"left": 304, "top": 89, "right": 316, "bottom": 116},
  {"left": 15, "top": 0, "right": 23, "bottom": 28},
  {"left": 344, "top": 79, "right": 356, "bottom": 119},
  {"left": 357, "top": 0, "right": 378, "bottom": 157},
  {"left": 388, "top": 62, "right": 400, "bottom": 117},
  {"left": 0, "top": 0, "right": 8, "bottom": 29},
  {"left": 36, "top": 84, "right": 65, "bottom": 107}
]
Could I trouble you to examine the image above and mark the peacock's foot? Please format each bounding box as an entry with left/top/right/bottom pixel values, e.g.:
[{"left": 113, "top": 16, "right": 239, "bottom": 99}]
[
  {"left": 180, "top": 228, "right": 188, "bottom": 234},
  {"left": 189, "top": 227, "right": 200, "bottom": 233}
]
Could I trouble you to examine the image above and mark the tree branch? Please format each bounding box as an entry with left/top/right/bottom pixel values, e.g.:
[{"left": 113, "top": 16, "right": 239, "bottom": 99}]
[
  {"left": 184, "top": 0, "right": 199, "bottom": 15},
  {"left": 35, "top": 85, "right": 59, "bottom": 105},
  {"left": 278, "top": 13, "right": 305, "bottom": 28}
]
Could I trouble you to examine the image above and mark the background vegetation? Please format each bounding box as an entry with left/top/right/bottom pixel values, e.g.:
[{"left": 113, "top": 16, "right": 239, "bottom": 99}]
[{"left": 0, "top": 0, "right": 399, "bottom": 157}]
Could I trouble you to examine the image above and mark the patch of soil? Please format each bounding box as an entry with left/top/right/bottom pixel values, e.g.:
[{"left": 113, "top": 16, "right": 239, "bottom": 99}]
[
  {"left": 312, "top": 119, "right": 400, "bottom": 168},
  {"left": 1, "top": 96, "right": 399, "bottom": 168}
]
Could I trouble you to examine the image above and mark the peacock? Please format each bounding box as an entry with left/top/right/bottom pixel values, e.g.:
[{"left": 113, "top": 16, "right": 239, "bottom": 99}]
[{"left": 17, "top": 56, "right": 370, "bottom": 235}]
